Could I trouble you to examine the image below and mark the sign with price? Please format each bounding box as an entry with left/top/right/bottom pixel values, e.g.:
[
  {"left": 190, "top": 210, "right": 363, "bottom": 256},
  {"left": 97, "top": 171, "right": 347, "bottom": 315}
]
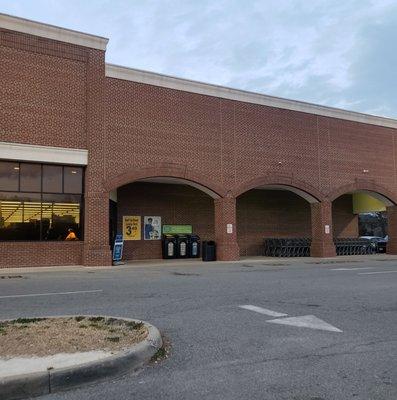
[{"left": 123, "top": 216, "right": 141, "bottom": 240}]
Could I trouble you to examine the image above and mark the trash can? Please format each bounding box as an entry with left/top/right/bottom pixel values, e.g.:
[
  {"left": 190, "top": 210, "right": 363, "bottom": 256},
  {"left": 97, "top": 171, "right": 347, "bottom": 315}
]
[
  {"left": 188, "top": 234, "right": 201, "bottom": 258},
  {"left": 202, "top": 240, "right": 216, "bottom": 261},
  {"left": 176, "top": 234, "right": 189, "bottom": 258},
  {"left": 162, "top": 234, "right": 177, "bottom": 259}
]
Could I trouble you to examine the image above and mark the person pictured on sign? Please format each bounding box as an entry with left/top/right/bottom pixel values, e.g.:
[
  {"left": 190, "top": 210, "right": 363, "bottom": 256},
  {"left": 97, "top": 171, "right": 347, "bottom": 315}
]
[
  {"left": 144, "top": 216, "right": 161, "bottom": 240},
  {"left": 144, "top": 218, "right": 154, "bottom": 240}
]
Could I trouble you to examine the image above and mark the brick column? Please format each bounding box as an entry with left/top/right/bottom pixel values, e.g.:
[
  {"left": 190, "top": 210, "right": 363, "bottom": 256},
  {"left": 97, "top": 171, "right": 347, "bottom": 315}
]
[
  {"left": 82, "top": 49, "right": 112, "bottom": 266},
  {"left": 214, "top": 195, "right": 240, "bottom": 261},
  {"left": 310, "top": 201, "right": 336, "bottom": 257},
  {"left": 386, "top": 206, "right": 397, "bottom": 254}
]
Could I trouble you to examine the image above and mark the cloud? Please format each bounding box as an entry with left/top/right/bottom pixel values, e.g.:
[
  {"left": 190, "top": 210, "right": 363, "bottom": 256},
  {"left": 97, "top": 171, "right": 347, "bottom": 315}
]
[{"left": 0, "top": 0, "right": 396, "bottom": 117}]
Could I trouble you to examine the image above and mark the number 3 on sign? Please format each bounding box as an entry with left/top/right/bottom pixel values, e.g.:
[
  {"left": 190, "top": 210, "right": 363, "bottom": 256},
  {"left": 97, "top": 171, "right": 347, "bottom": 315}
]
[{"left": 123, "top": 216, "right": 141, "bottom": 240}]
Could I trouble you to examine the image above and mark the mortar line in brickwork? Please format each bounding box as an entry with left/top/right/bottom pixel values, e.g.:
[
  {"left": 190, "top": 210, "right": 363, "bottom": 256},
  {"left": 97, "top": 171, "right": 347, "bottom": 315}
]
[
  {"left": 233, "top": 103, "right": 237, "bottom": 186},
  {"left": 326, "top": 119, "right": 332, "bottom": 192},
  {"left": 316, "top": 117, "right": 321, "bottom": 190},
  {"left": 393, "top": 133, "right": 397, "bottom": 187},
  {"left": 219, "top": 98, "right": 223, "bottom": 183}
]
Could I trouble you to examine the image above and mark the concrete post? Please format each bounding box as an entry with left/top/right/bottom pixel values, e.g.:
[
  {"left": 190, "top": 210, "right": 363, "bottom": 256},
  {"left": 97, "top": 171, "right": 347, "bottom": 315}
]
[
  {"left": 214, "top": 195, "right": 240, "bottom": 261},
  {"left": 310, "top": 201, "right": 336, "bottom": 257},
  {"left": 386, "top": 206, "right": 397, "bottom": 254}
]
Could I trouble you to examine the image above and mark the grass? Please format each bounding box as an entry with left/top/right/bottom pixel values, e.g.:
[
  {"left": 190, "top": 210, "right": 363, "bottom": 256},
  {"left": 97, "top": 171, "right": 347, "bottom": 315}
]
[
  {"left": 105, "top": 336, "right": 120, "bottom": 343},
  {"left": 125, "top": 321, "right": 144, "bottom": 330},
  {"left": 10, "top": 318, "right": 46, "bottom": 324},
  {"left": 151, "top": 346, "right": 167, "bottom": 362},
  {"left": 88, "top": 317, "right": 105, "bottom": 322}
]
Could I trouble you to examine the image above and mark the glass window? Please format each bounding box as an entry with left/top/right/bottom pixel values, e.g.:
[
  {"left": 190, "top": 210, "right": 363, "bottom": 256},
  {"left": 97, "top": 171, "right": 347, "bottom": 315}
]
[
  {"left": 64, "top": 167, "right": 83, "bottom": 194},
  {"left": 43, "top": 165, "right": 63, "bottom": 193},
  {"left": 20, "top": 163, "right": 41, "bottom": 192},
  {"left": 0, "top": 192, "right": 41, "bottom": 241},
  {"left": 0, "top": 161, "right": 84, "bottom": 241},
  {"left": 42, "top": 194, "right": 82, "bottom": 241},
  {"left": 0, "top": 162, "right": 19, "bottom": 191}
]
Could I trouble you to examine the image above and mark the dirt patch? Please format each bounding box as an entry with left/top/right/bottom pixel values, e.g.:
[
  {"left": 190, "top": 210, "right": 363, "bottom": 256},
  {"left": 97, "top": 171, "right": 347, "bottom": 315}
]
[{"left": 0, "top": 317, "right": 148, "bottom": 358}]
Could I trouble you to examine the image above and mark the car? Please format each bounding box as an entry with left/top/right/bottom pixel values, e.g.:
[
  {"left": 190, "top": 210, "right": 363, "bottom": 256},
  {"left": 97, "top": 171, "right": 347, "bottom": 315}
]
[{"left": 360, "top": 236, "right": 388, "bottom": 253}]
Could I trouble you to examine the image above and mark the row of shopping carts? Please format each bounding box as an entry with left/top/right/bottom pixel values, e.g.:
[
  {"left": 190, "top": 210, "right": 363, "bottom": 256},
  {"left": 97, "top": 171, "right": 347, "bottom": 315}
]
[
  {"left": 263, "top": 238, "right": 312, "bottom": 257},
  {"left": 334, "top": 238, "right": 375, "bottom": 255},
  {"left": 263, "top": 237, "right": 376, "bottom": 257}
]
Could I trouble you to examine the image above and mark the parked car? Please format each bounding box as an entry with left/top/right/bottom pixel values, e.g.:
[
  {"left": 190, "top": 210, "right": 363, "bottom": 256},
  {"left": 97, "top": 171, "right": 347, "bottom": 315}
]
[{"left": 360, "top": 236, "right": 388, "bottom": 253}]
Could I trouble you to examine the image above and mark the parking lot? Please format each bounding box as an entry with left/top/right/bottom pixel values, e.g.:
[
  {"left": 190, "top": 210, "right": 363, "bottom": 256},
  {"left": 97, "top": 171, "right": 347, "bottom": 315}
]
[{"left": 1, "top": 256, "right": 396, "bottom": 400}]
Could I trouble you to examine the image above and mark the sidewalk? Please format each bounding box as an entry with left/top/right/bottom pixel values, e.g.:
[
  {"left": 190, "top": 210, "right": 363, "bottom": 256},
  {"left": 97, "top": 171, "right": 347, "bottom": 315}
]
[{"left": 1, "top": 254, "right": 396, "bottom": 275}]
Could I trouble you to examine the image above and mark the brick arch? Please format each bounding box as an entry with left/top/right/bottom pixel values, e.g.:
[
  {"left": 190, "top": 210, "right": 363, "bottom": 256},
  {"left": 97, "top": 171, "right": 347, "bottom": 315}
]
[
  {"left": 103, "top": 163, "right": 226, "bottom": 199},
  {"left": 232, "top": 174, "right": 325, "bottom": 203},
  {"left": 327, "top": 181, "right": 397, "bottom": 206}
]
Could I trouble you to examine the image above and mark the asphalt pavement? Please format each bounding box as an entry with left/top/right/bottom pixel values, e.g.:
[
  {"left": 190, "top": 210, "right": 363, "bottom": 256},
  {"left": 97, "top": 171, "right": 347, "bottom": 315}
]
[{"left": 0, "top": 257, "right": 396, "bottom": 400}]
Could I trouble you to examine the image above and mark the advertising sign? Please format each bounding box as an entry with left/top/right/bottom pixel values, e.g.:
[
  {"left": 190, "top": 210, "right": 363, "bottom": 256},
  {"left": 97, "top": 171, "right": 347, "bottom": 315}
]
[
  {"left": 163, "top": 225, "right": 193, "bottom": 234},
  {"left": 144, "top": 216, "right": 161, "bottom": 240},
  {"left": 112, "top": 234, "right": 124, "bottom": 262},
  {"left": 123, "top": 216, "right": 141, "bottom": 241}
]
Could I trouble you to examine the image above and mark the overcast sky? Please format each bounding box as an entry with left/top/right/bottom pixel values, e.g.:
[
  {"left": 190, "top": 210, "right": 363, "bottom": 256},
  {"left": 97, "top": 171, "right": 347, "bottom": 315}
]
[{"left": 1, "top": 0, "right": 396, "bottom": 118}]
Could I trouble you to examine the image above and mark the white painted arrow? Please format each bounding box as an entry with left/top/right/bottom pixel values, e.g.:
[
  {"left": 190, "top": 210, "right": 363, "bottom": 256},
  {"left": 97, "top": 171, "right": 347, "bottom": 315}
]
[
  {"left": 266, "top": 315, "right": 342, "bottom": 333},
  {"left": 239, "top": 305, "right": 288, "bottom": 317}
]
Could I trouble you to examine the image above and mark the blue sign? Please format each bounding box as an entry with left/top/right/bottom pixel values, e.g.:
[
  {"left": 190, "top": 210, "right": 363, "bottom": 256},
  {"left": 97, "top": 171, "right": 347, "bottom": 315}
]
[{"left": 112, "top": 234, "right": 124, "bottom": 262}]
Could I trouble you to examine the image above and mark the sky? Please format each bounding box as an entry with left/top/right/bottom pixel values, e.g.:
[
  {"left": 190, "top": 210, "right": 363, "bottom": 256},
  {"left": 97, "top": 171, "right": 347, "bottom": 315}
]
[{"left": 0, "top": 0, "right": 396, "bottom": 118}]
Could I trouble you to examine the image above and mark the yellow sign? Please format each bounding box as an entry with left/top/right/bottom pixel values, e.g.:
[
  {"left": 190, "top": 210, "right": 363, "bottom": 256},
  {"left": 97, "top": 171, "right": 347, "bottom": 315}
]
[{"left": 123, "top": 216, "right": 141, "bottom": 240}]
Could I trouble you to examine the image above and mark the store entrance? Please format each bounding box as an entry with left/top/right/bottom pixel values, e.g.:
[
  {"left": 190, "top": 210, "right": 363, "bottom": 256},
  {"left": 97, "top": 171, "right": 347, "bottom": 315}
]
[{"left": 112, "top": 179, "right": 216, "bottom": 261}]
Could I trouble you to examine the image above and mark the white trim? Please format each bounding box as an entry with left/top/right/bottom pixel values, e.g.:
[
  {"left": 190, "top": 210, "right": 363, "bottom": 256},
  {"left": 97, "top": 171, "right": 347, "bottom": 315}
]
[
  {"left": 0, "top": 13, "right": 108, "bottom": 50},
  {"left": 106, "top": 63, "right": 397, "bottom": 129},
  {"left": 0, "top": 142, "right": 88, "bottom": 165}
]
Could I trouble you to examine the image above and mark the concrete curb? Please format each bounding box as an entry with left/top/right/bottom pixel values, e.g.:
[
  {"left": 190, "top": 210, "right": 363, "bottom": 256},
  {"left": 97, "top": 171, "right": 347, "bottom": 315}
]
[{"left": 0, "top": 315, "right": 162, "bottom": 400}]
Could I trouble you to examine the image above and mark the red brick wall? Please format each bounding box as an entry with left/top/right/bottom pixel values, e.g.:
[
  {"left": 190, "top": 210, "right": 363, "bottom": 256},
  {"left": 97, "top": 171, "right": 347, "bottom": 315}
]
[
  {"left": 117, "top": 182, "right": 215, "bottom": 260},
  {"left": 332, "top": 194, "right": 359, "bottom": 237},
  {"left": 0, "top": 242, "right": 83, "bottom": 268},
  {"left": 104, "top": 78, "right": 397, "bottom": 200},
  {"left": 237, "top": 189, "right": 312, "bottom": 256},
  {"left": 0, "top": 28, "right": 87, "bottom": 149}
]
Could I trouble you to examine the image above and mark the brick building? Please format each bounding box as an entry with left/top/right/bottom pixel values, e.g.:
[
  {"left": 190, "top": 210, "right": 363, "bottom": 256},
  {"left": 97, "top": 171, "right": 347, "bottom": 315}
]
[{"left": 1, "top": 13, "right": 397, "bottom": 268}]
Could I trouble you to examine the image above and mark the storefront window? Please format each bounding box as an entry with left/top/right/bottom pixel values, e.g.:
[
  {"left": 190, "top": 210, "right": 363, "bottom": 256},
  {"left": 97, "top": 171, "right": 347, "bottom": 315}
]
[
  {"left": 42, "top": 194, "right": 82, "bottom": 241},
  {"left": 42, "top": 165, "right": 63, "bottom": 193},
  {"left": 0, "top": 162, "right": 19, "bottom": 191},
  {"left": 0, "top": 161, "right": 84, "bottom": 241},
  {"left": 20, "top": 163, "right": 42, "bottom": 192},
  {"left": 64, "top": 167, "right": 83, "bottom": 194}
]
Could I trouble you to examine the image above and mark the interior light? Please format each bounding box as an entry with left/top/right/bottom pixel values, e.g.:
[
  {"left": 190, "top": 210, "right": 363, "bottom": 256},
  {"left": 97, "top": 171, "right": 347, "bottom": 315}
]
[
  {"left": 13, "top": 166, "right": 20, "bottom": 170},
  {"left": 71, "top": 170, "right": 77, "bottom": 174}
]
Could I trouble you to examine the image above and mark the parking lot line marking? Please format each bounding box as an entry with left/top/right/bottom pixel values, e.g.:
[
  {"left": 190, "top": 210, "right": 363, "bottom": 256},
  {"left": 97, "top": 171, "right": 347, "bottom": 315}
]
[
  {"left": 358, "top": 271, "right": 397, "bottom": 275},
  {"left": 330, "top": 267, "right": 373, "bottom": 271},
  {"left": 0, "top": 289, "right": 103, "bottom": 299},
  {"left": 239, "top": 305, "right": 288, "bottom": 317},
  {"left": 267, "top": 315, "right": 343, "bottom": 332}
]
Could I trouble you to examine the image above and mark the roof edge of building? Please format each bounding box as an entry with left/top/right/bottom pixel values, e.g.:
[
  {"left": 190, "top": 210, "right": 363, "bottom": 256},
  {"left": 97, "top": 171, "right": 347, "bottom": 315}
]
[
  {"left": 0, "top": 13, "right": 108, "bottom": 50},
  {"left": 105, "top": 63, "right": 397, "bottom": 129}
]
